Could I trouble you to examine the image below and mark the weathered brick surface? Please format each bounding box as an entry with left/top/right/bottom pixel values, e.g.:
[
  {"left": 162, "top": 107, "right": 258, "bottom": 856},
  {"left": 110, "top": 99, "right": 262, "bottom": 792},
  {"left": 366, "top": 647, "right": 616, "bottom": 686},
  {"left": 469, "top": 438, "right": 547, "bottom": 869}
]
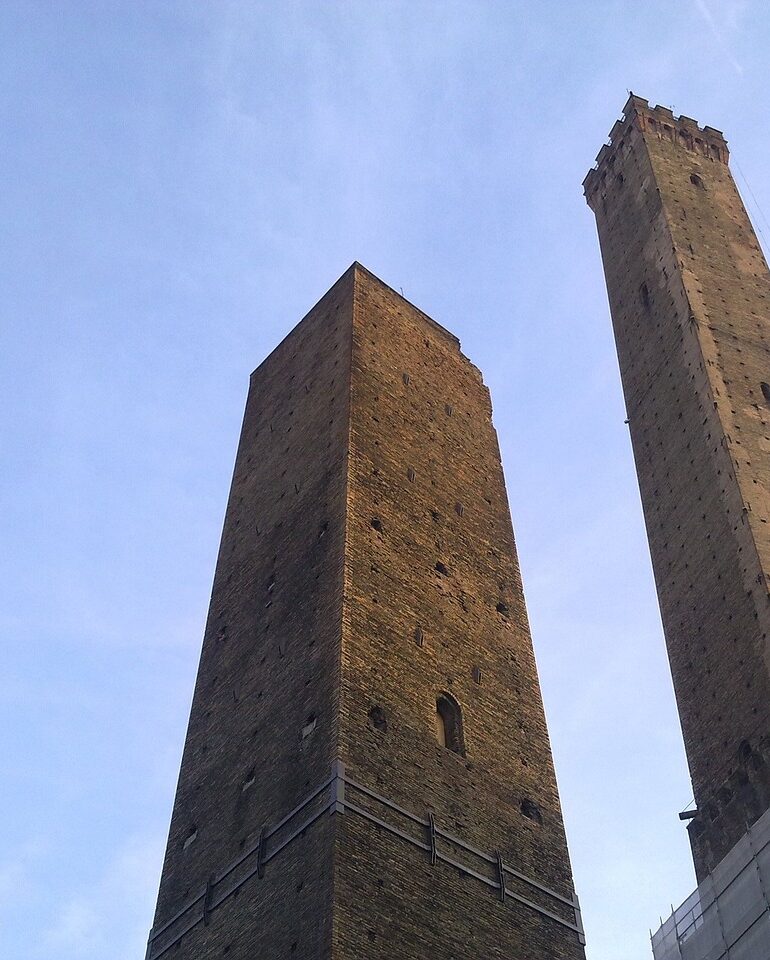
[
  {"left": 336, "top": 267, "right": 583, "bottom": 958},
  {"left": 147, "top": 264, "right": 585, "bottom": 958},
  {"left": 585, "top": 96, "right": 770, "bottom": 880}
]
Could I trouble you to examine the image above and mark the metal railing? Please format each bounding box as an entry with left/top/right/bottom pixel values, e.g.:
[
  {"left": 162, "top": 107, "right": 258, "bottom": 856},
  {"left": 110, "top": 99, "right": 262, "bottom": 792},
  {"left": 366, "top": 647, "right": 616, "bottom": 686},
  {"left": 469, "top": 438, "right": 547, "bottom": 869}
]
[{"left": 146, "top": 760, "right": 585, "bottom": 958}]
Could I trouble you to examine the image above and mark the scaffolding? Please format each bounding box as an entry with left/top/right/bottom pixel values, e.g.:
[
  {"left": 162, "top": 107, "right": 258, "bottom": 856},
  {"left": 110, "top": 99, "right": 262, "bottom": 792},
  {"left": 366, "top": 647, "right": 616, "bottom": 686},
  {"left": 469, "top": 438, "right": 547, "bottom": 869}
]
[{"left": 651, "top": 807, "right": 770, "bottom": 960}]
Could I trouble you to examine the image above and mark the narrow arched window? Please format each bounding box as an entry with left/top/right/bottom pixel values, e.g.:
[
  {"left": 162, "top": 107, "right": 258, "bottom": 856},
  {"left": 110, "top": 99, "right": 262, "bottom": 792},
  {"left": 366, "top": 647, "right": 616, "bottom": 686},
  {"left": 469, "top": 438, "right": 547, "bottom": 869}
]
[
  {"left": 435, "top": 693, "right": 465, "bottom": 755},
  {"left": 435, "top": 706, "right": 447, "bottom": 747},
  {"left": 368, "top": 705, "right": 387, "bottom": 733}
]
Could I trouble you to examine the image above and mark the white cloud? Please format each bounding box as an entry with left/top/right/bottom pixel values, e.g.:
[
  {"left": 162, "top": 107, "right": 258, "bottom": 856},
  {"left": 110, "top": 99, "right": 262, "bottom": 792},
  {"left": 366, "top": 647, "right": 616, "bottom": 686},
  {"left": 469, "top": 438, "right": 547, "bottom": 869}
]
[
  {"left": 0, "top": 838, "right": 47, "bottom": 918},
  {"left": 38, "top": 834, "right": 164, "bottom": 960},
  {"left": 44, "top": 900, "right": 100, "bottom": 953},
  {"left": 693, "top": 0, "right": 746, "bottom": 74}
]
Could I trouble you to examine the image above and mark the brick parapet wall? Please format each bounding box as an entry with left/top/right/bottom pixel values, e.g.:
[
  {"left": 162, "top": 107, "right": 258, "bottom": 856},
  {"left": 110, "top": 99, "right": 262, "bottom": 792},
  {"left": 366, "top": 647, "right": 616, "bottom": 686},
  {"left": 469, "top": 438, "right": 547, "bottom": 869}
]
[{"left": 584, "top": 94, "right": 729, "bottom": 210}]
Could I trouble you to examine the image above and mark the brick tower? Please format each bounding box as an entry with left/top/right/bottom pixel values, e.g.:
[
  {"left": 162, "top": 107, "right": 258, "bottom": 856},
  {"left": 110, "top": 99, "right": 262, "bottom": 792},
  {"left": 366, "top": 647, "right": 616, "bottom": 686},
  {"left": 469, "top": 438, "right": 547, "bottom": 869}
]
[
  {"left": 584, "top": 96, "right": 770, "bottom": 883},
  {"left": 145, "top": 264, "right": 586, "bottom": 959}
]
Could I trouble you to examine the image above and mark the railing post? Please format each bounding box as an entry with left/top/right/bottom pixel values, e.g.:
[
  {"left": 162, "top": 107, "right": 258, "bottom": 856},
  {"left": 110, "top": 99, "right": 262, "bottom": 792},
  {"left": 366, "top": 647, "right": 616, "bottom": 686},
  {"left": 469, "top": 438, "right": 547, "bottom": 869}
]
[
  {"left": 330, "top": 759, "right": 346, "bottom": 814},
  {"left": 495, "top": 851, "right": 506, "bottom": 903},
  {"left": 747, "top": 817, "right": 770, "bottom": 913},
  {"left": 428, "top": 813, "right": 437, "bottom": 865},
  {"left": 203, "top": 876, "right": 214, "bottom": 926},
  {"left": 256, "top": 827, "right": 267, "bottom": 878},
  {"left": 572, "top": 891, "right": 586, "bottom": 945}
]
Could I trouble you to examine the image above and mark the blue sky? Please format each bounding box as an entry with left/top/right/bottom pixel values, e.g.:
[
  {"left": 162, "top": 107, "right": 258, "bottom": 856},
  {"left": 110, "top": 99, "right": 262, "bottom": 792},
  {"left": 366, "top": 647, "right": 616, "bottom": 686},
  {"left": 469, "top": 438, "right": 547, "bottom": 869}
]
[{"left": 3, "top": 2, "right": 769, "bottom": 958}]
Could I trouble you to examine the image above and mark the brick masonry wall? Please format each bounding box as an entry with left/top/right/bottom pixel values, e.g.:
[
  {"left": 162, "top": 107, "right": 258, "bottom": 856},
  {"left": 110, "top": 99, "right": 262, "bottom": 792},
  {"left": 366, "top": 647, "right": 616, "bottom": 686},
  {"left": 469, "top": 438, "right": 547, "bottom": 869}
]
[
  {"left": 147, "top": 264, "right": 585, "bottom": 958},
  {"left": 585, "top": 97, "right": 770, "bottom": 880},
  {"left": 335, "top": 266, "right": 584, "bottom": 958}
]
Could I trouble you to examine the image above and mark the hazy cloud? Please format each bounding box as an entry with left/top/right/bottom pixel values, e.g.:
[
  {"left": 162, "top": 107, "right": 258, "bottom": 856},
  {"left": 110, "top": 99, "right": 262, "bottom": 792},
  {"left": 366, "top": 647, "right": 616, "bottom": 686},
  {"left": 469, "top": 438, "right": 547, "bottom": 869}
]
[{"left": 693, "top": 0, "right": 745, "bottom": 74}]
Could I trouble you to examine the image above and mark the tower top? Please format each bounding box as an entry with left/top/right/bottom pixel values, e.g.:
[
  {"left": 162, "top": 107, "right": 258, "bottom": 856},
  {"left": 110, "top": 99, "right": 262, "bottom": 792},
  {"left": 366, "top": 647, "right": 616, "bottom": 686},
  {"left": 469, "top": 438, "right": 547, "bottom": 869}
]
[
  {"left": 348, "top": 261, "right": 461, "bottom": 347},
  {"left": 583, "top": 94, "right": 729, "bottom": 206}
]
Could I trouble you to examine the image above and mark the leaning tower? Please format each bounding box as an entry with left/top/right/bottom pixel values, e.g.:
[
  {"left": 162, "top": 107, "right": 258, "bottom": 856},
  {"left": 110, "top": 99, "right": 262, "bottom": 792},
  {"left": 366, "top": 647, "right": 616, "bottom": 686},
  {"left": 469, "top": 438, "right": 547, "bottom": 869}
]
[
  {"left": 585, "top": 95, "right": 770, "bottom": 947},
  {"left": 145, "top": 263, "right": 586, "bottom": 959},
  {"left": 585, "top": 95, "right": 770, "bottom": 883}
]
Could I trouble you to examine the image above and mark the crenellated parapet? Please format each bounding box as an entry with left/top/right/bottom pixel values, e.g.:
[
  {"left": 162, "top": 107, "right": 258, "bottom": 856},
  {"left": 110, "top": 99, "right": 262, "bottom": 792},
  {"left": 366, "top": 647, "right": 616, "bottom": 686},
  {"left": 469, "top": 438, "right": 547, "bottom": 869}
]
[{"left": 583, "top": 93, "right": 729, "bottom": 208}]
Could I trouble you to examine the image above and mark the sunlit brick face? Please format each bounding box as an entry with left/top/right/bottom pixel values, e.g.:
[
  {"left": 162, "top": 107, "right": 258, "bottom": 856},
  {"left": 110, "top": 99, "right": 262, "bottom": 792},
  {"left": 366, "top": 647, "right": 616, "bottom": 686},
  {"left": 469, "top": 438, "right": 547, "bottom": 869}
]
[
  {"left": 146, "top": 264, "right": 586, "bottom": 959},
  {"left": 586, "top": 96, "right": 770, "bottom": 880}
]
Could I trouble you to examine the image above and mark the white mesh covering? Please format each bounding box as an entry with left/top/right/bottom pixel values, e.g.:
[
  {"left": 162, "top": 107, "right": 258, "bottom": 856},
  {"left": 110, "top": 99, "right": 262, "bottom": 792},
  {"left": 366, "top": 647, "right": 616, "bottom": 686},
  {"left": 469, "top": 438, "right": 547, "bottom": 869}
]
[{"left": 651, "top": 807, "right": 770, "bottom": 960}]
